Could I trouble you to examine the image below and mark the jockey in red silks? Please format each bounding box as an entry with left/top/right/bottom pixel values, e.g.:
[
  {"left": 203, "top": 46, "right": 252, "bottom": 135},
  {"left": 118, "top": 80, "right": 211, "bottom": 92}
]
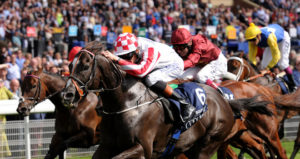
[
  {"left": 171, "top": 28, "right": 231, "bottom": 95},
  {"left": 101, "top": 33, "right": 197, "bottom": 122}
]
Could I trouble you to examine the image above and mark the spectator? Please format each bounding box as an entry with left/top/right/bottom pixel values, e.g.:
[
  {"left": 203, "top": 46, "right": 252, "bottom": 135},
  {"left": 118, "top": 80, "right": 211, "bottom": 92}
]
[
  {"left": 15, "top": 49, "right": 25, "bottom": 69},
  {"left": 9, "top": 78, "right": 20, "bottom": 97},
  {"left": 53, "top": 52, "right": 62, "bottom": 66},
  {"left": 0, "top": 66, "right": 10, "bottom": 89},
  {"left": 290, "top": 56, "right": 300, "bottom": 87},
  {"left": 6, "top": 54, "right": 21, "bottom": 81},
  {"left": 0, "top": 78, "right": 13, "bottom": 158}
]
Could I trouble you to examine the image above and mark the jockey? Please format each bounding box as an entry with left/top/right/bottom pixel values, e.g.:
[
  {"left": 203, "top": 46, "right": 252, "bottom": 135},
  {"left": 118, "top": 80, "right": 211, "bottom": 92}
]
[
  {"left": 101, "top": 33, "right": 195, "bottom": 122},
  {"left": 171, "top": 28, "right": 229, "bottom": 95},
  {"left": 245, "top": 23, "right": 296, "bottom": 91}
]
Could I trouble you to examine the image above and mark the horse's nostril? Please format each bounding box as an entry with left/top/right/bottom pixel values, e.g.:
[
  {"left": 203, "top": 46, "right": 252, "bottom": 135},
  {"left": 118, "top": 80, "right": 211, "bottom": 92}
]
[
  {"left": 21, "top": 107, "right": 27, "bottom": 112},
  {"left": 65, "top": 92, "right": 74, "bottom": 99}
]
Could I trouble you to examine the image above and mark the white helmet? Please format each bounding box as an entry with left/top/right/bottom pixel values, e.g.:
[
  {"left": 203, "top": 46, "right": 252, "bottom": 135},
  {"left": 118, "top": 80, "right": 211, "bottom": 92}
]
[{"left": 114, "top": 33, "right": 138, "bottom": 56}]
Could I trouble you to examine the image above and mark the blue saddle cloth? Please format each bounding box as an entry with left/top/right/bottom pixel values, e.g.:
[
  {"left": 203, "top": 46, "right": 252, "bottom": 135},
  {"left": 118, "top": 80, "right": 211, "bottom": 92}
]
[
  {"left": 168, "top": 82, "right": 208, "bottom": 131},
  {"left": 277, "top": 77, "right": 290, "bottom": 94},
  {"left": 219, "top": 87, "right": 235, "bottom": 100}
]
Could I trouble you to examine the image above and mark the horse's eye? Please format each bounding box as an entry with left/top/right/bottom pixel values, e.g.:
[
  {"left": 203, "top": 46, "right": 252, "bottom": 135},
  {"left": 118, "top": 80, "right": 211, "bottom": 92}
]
[{"left": 32, "top": 85, "right": 36, "bottom": 89}]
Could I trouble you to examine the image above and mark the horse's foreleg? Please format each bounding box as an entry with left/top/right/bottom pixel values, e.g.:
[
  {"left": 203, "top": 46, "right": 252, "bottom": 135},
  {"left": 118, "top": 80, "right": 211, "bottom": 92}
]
[
  {"left": 217, "top": 144, "right": 238, "bottom": 159},
  {"left": 45, "top": 133, "right": 64, "bottom": 159},
  {"left": 112, "top": 144, "right": 145, "bottom": 159},
  {"left": 62, "top": 130, "right": 94, "bottom": 148}
]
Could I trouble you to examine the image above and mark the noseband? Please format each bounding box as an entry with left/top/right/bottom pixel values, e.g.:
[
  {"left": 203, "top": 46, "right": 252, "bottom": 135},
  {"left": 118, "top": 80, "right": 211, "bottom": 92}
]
[
  {"left": 228, "top": 57, "right": 251, "bottom": 81},
  {"left": 69, "top": 49, "right": 123, "bottom": 97}
]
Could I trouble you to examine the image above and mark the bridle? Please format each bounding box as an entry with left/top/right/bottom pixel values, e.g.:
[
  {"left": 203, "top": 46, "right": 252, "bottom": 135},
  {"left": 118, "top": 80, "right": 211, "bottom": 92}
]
[
  {"left": 228, "top": 57, "right": 251, "bottom": 81},
  {"left": 228, "top": 56, "right": 273, "bottom": 82},
  {"left": 68, "top": 49, "right": 123, "bottom": 98},
  {"left": 19, "top": 74, "right": 62, "bottom": 110}
]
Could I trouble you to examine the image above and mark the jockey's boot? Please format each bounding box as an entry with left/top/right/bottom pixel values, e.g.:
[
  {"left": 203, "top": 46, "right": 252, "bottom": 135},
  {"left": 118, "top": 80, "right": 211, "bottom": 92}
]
[
  {"left": 205, "top": 79, "right": 224, "bottom": 96},
  {"left": 285, "top": 67, "right": 297, "bottom": 92},
  {"left": 150, "top": 81, "right": 195, "bottom": 123},
  {"left": 169, "top": 90, "right": 195, "bottom": 122},
  {"left": 286, "top": 73, "right": 296, "bottom": 92}
]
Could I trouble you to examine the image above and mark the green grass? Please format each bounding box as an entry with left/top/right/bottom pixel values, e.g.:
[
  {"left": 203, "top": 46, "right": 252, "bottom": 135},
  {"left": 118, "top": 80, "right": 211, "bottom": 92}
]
[
  {"left": 64, "top": 141, "right": 300, "bottom": 159},
  {"left": 211, "top": 141, "right": 300, "bottom": 159}
]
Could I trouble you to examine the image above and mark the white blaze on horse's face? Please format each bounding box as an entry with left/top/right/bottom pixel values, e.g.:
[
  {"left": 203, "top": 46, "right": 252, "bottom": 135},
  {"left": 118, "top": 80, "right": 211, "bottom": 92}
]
[
  {"left": 71, "top": 56, "right": 78, "bottom": 73},
  {"left": 66, "top": 79, "right": 73, "bottom": 88}
]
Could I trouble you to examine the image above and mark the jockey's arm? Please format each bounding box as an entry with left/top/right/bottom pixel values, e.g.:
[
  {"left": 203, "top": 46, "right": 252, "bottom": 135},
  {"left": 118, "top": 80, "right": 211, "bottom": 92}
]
[
  {"left": 184, "top": 52, "right": 201, "bottom": 69},
  {"left": 118, "top": 48, "right": 160, "bottom": 78},
  {"left": 266, "top": 33, "right": 281, "bottom": 69},
  {"left": 248, "top": 42, "right": 258, "bottom": 65}
]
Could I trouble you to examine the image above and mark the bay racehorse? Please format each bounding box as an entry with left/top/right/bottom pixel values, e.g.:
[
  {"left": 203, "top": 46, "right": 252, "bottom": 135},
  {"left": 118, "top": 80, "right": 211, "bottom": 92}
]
[
  {"left": 227, "top": 56, "right": 300, "bottom": 158},
  {"left": 61, "top": 43, "right": 272, "bottom": 159},
  {"left": 17, "top": 68, "right": 102, "bottom": 159}
]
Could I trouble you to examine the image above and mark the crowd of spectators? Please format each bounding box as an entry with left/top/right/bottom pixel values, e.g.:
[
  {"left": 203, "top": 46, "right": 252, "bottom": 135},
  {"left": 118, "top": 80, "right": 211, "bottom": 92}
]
[{"left": 0, "top": 0, "right": 299, "bottom": 103}]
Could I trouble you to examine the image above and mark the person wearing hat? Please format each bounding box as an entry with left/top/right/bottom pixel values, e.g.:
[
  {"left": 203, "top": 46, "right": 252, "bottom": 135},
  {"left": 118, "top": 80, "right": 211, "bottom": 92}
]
[
  {"left": 245, "top": 23, "right": 296, "bottom": 92},
  {"left": 68, "top": 46, "right": 82, "bottom": 62},
  {"left": 101, "top": 32, "right": 196, "bottom": 122},
  {"left": 171, "top": 28, "right": 231, "bottom": 95}
]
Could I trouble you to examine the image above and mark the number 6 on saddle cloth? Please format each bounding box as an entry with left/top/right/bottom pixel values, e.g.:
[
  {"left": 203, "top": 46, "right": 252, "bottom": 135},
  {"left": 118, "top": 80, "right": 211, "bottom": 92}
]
[{"left": 168, "top": 82, "right": 208, "bottom": 131}]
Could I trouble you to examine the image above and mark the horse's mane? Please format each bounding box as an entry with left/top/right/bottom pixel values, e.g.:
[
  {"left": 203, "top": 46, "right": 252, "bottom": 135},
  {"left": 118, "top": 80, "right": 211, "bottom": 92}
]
[
  {"left": 82, "top": 41, "right": 106, "bottom": 55},
  {"left": 26, "top": 67, "right": 68, "bottom": 81}
]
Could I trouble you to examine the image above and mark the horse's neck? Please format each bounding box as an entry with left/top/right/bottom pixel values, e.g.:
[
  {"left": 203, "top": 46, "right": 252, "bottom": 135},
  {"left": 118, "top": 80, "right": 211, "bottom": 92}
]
[
  {"left": 41, "top": 74, "right": 66, "bottom": 93},
  {"left": 101, "top": 77, "right": 156, "bottom": 114}
]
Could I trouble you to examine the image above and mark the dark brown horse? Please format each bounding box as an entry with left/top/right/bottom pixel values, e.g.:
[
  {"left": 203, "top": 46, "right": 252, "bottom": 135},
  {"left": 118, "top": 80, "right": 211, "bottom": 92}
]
[
  {"left": 17, "top": 68, "right": 102, "bottom": 159},
  {"left": 61, "top": 43, "right": 272, "bottom": 159}
]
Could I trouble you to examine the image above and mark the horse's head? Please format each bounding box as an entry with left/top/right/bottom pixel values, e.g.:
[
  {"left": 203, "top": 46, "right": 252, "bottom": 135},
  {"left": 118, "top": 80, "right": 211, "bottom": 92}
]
[
  {"left": 18, "top": 68, "right": 46, "bottom": 116},
  {"left": 62, "top": 41, "right": 122, "bottom": 107},
  {"left": 227, "top": 56, "right": 258, "bottom": 81}
]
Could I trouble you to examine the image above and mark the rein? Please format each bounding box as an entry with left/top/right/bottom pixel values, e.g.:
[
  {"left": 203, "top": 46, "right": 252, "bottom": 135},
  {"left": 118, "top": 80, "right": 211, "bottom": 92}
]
[
  {"left": 101, "top": 88, "right": 162, "bottom": 115},
  {"left": 243, "top": 70, "right": 272, "bottom": 82},
  {"left": 101, "top": 97, "right": 163, "bottom": 115}
]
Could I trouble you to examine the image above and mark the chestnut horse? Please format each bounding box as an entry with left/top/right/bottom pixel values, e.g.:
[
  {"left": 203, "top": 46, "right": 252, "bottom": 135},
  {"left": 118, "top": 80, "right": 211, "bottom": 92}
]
[
  {"left": 61, "top": 42, "right": 272, "bottom": 159},
  {"left": 17, "top": 68, "right": 102, "bottom": 159},
  {"left": 227, "top": 56, "right": 300, "bottom": 158}
]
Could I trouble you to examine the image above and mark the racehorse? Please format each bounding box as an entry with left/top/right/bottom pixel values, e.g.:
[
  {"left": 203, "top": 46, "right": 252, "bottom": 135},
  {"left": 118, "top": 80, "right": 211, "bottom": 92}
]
[
  {"left": 17, "top": 68, "right": 102, "bottom": 159},
  {"left": 61, "top": 43, "right": 272, "bottom": 159},
  {"left": 227, "top": 56, "right": 300, "bottom": 158}
]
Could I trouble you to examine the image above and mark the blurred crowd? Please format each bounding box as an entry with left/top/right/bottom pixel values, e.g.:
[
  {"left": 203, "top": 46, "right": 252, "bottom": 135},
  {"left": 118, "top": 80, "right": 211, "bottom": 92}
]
[{"left": 0, "top": 0, "right": 299, "bottom": 102}]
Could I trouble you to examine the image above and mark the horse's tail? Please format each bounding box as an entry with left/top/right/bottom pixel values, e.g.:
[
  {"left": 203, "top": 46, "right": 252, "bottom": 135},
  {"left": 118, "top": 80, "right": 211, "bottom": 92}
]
[
  {"left": 228, "top": 95, "right": 273, "bottom": 116},
  {"left": 273, "top": 90, "right": 300, "bottom": 111}
]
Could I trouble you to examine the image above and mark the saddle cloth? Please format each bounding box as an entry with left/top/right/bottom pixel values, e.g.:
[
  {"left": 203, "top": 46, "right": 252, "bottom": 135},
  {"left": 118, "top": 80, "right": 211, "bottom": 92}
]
[
  {"left": 168, "top": 82, "right": 208, "bottom": 131},
  {"left": 219, "top": 86, "right": 235, "bottom": 100}
]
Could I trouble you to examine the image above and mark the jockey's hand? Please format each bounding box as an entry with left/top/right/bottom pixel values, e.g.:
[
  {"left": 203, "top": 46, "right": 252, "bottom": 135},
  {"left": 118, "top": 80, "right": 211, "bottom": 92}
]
[
  {"left": 260, "top": 69, "right": 269, "bottom": 75},
  {"left": 101, "top": 51, "right": 119, "bottom": 61}
]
